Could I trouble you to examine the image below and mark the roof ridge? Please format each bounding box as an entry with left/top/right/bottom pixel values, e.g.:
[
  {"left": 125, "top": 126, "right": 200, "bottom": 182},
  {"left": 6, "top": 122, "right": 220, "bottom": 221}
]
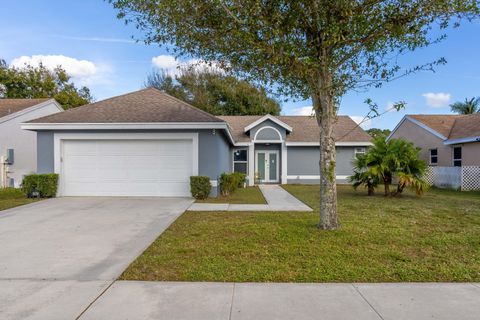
[{"left": 149, "top": 87, "right": 224, "bottom": 122}]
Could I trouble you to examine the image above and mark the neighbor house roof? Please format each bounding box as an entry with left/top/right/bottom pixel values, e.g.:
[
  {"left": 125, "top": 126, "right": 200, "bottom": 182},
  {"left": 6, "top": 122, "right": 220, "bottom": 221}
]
[
  {"left": 404, "top": 114, "right": 480, "bottom": 144},
  {"left": 219, "top": 115, "right": 372, "bottom": 143},
  {"left": 0, "top": 98, "right": 51, "bottom": 119},
  {"left": 28, "top": 87, "right": 224, "bottom": 123}
]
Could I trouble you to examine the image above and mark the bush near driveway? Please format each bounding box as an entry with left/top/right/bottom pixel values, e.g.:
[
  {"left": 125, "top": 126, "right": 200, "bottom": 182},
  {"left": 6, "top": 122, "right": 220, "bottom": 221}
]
[
  {"left": 190, "top": 176, "right": 212, "bottom": 200},
  {"left": 21, "top": 173, "right": 59, "bottom": 198},
  {"left": 121, "top": 185, "right": 480, "bottom": 282}
]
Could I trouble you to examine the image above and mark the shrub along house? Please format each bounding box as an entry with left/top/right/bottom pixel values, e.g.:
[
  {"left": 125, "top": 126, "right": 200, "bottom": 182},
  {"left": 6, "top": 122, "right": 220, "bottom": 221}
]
[{"left": 21, "top": 88, "right": 372, "bottom": 197}]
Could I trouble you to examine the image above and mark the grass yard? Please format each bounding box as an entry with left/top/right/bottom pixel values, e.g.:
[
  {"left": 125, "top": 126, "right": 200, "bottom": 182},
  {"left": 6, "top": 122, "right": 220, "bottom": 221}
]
[
  {"left": 0, "top": 188, "right": 39, "bottom": 212},
  {"left": 196, "top": 186, "right": 266, "bottom": 204},
  {"left": 121, "top": 185, "right": 480, "bottom": 282}
]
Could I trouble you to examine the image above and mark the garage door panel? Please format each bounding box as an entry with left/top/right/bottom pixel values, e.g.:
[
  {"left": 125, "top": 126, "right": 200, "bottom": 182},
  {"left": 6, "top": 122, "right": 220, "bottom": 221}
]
[{"left": 62, "top": 139, "right": 194, "bottom": 197}]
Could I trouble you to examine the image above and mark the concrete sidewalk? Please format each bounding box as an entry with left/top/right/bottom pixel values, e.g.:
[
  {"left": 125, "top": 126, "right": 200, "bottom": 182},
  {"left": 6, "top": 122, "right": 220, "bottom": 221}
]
[
  {"left": 188, "top": 185, "right": 312, "bottom": 211},
  {"left": 80, "top": 282, "right": 480, "bottom": 320}
]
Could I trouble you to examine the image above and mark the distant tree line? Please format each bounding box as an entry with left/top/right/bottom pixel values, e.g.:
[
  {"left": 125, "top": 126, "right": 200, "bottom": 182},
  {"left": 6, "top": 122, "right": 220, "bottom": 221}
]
[
  {"left": 0, "top": 58, "right": 92, "bottom": 109},
  {"left": 145, "top": 67, "right": 281, "bottom": 116}
]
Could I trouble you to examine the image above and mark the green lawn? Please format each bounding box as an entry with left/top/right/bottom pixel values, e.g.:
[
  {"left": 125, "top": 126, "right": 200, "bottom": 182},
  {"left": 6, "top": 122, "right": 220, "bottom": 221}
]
[
  {"left": 196, "top": 186, "right": 266, "bottom": 204},
  {"left": 0, "top": 188, "right": 39, "bottom": 212},
  {"left": 121, "top": 185, "right": 480, "bottom": 282}
]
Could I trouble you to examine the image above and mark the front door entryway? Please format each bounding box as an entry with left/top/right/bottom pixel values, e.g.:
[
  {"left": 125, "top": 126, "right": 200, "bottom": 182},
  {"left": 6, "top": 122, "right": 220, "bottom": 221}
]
[{"left": 255, "top": 150, "right": 279, "bottom": 183}]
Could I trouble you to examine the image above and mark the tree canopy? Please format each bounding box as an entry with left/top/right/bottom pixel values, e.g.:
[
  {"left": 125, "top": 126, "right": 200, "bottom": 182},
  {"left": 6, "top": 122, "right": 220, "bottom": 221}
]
[
  {"left": 110, "top": 0, "right": 479, "bottom": 230},
  {"left": 366, "top": 128, "right": 392, "bottom": 139},
  {"left": 450, "top": 97, "right": 480, "bottom": 114},
  {"left": 0, "top": 59, "right": 92, "bottom": 109},
  {"left": 145, "top": 68, "right": 281, "bottom": 115}
]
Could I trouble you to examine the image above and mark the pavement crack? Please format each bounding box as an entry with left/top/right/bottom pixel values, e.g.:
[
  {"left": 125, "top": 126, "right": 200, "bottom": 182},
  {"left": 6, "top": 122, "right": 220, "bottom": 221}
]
[
  {"left": 75, "top": 280, "right": 116, "bottom": 320},
  {"left": 352, "top": 284, "right": 385, "bottom": 320},
  {"left": 228, "top": 283, "right": 236, "bottom": 320}
]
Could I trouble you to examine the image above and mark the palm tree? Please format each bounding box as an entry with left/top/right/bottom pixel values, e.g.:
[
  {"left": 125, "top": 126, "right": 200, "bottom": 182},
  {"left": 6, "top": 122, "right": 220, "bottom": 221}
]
[
  {"left": 349, "top": 137, "right": 430, "bottom": 196},
  {"left": 349, "top": 155, "right": 380, "bottom": 196},
  {"left": 450, "top": 97, "right": 480, "bottom": 114}
]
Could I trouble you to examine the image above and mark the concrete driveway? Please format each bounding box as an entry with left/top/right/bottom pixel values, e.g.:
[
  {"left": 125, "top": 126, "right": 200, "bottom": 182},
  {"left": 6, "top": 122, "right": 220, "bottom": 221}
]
[{"left": 0, "top": 197, "right": 192, "bottom": 320}]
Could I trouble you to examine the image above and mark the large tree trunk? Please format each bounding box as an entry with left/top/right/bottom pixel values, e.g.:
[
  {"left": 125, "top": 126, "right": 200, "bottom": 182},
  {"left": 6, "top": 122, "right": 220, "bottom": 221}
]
[{"left": 313, "top": 92, "right": 338, "bottom": 230}]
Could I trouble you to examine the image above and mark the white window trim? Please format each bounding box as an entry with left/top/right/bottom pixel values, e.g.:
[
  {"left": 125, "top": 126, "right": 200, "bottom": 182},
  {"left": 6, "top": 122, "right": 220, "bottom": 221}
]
[
  {"left": 354, "top": 147, "right": 366, "bottom": 157},
  {"left": 53, "top": 132, "right": 199, "bottom": 196},
  {"left": 232, "top": 148, "right": 248, "bottom": 175},
  {"left": 253, "top": 126, "right": 284, "bottom": 142}
]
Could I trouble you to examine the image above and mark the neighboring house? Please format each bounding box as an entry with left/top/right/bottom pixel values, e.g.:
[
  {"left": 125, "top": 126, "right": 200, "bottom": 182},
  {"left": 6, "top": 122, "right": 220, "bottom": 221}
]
[
  {"left": 21, "top": 88, "right": 372, "bottom": 197},
  {"left": 389, "top": 114, "right": 480, "bottom": 167},
  {"left": 0, "top": 99, "right": 63, "bottom": 187}
]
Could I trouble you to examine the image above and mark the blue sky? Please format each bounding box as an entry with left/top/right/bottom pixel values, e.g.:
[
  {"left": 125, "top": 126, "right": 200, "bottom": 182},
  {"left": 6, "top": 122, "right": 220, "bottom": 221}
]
[{"left": 1, "top": 0, "right": 480, "bottom": 130}]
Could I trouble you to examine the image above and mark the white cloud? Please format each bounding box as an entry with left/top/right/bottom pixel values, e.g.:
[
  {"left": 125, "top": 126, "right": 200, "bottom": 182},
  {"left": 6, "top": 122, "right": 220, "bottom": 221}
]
[
  {"left": 151, "top": 55, "right": 178, "bottom": 70},
  {"left": 290, "top": 106, "right": 314, "bottom": 116},
  {"left": 10, "top": 55, "right": 97, "bottom": 78},
  {"left": 351, "top": 116, "right": 372, "bottom": 129},
  {"left": 151, "top": 55, "right": 225, "bottom": 76},
  {"left": 9, "top": 54, "right": 112, "bottom": 88},
  {"left": 422, "top": 92, "right": 451, "bottom": 108}
]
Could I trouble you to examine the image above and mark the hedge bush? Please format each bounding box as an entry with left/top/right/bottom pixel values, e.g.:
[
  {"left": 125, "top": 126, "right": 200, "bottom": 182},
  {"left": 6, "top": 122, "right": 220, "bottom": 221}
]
[
  {"left": 232, "top": 172, "right": 246, "bottom": 188},
  {"left": 219, "top": 173, "right": 237, "bottom": 196},
  {"left": 21, "top": 174, "right": 59, "bottom": 198},
  {"left": 190, "top": 176, "right": 211, "bottom": 200}
]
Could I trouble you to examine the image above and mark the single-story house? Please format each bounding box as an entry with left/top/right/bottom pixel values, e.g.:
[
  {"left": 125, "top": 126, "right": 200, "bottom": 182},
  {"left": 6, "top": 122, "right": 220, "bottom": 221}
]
[
  {"left": 22, "top": 88, "right": 372, "bottom": 197},
  {"left": 0, "top": 98, "right": 63, "bottom": 187},
  {"left": 388, "top": 114, "right": 480, "bottom": 167}
]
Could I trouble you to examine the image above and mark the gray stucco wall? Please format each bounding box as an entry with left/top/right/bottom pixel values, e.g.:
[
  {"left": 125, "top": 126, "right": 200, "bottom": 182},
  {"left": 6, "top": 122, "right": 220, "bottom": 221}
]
[
  {"left": 34, "top": 129, "right": 231, "bottom": 196},
  {"left": 287, "top": 146, "right": 357, "bottom": 184},
  {"left": 37, "top": 131, "right": 55, "bottom": 173}
]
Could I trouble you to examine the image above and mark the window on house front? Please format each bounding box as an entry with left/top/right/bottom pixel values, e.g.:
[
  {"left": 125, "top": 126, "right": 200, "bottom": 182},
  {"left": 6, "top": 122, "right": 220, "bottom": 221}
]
[
  {"left": 233, "top": 149, "right": 248, "bottom": 174},
  {"left": 429, "top": 149, "right": 438, "bottom": 165},
  {"left": 354, "top": 147, "right": 366, "bottom": 157},
  {"left": 453, "top": 147, "right": 462, "bottom": 167}
]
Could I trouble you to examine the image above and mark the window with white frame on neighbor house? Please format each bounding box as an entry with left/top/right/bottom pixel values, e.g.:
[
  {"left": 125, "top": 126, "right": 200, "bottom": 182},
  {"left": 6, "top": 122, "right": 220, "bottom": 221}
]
[
  {"left": 233, "top": 149, "right": 248, "bottom": 174},
  {"left": 429, "top": 148, "right": 438, "bottom": 165},
  {"left": 453, "top": 146, "right": 462, "bottom": 167},
  {"left": 354, "top": 147, "right": 366, "bottom": 157}
]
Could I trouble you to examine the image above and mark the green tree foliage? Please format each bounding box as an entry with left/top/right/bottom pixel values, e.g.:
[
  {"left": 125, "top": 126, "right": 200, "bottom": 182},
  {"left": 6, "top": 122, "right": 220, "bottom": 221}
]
[
  {"left": 0, "top": 58, "right": 92, "bottom": 109},
  {"left": 366, "top": 128, "right": 391, "bottom": 140},
  {"left": 145, "top": 68, "right": 280, "bottom": 115},
  {"left": 349, "top": 137, "right": 429, "bottom": 197},
  {"left": 450, "top": 97, "right": 480, "bottom": 114},
  {"left": 110, "top": 0, "right": 479, "bottom": 229}
]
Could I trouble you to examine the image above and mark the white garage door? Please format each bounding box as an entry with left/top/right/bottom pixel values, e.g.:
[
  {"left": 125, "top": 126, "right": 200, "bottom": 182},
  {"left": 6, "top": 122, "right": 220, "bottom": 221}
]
[{"left": 61, "top": 139, "right": 193, "bottom": 196}]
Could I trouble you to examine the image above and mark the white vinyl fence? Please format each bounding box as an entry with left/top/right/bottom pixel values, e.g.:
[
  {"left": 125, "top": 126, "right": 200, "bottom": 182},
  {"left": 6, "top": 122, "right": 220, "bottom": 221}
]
[{"left": 425, "top": 166, "right": 480, "bottom": 191}]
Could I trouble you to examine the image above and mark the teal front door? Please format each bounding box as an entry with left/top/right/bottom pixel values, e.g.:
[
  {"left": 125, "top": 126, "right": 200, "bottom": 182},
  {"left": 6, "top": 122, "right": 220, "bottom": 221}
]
[{"left": 255, "top": 151, "right": 279, "bottom": 183}]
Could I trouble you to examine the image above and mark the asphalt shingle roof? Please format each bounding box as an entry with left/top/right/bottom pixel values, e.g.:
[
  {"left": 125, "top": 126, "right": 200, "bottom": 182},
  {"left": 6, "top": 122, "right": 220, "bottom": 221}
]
[
  {"left": 219, "top": 115, "right": 372, "bottom": 143},
  {"left": 0, "top": 98, "right": 51, "bottom": 119},
  {"left": 29, "top": 88, "right": 224, "bottom": 123},
  {"left": 408, "top": 114, "right": 480, "bottom": 140},
  {"left": 28, "top": 88, "right": 371, "bottom": 143}
]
